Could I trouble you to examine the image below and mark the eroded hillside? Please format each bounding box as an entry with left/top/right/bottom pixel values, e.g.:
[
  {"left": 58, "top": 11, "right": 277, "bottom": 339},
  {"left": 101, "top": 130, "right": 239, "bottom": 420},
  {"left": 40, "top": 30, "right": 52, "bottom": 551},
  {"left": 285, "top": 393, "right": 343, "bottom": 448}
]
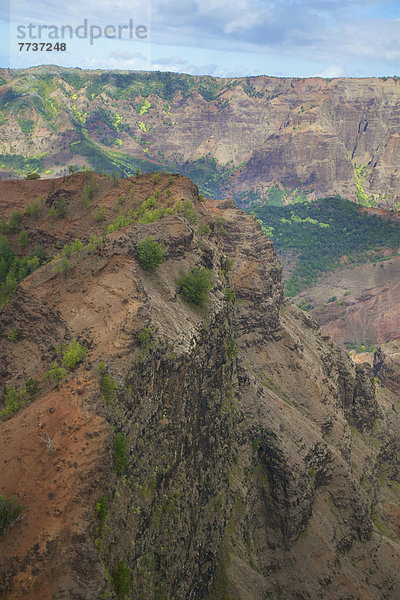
[
  {"left": 2, "top": 67, "right": 400, "bottom": 207},
  {"left": 0, "top": 173, "right": 400, "bottom": 599},
  {"left": 294, "top": 257, "right": 400, "bottom": 348}
]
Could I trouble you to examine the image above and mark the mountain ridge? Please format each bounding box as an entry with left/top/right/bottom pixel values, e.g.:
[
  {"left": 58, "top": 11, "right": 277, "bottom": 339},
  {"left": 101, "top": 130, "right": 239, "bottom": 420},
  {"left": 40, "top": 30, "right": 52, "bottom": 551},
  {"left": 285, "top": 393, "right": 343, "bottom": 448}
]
[{"left": 2, "top": 67, "right": 400, "bottom": 207}]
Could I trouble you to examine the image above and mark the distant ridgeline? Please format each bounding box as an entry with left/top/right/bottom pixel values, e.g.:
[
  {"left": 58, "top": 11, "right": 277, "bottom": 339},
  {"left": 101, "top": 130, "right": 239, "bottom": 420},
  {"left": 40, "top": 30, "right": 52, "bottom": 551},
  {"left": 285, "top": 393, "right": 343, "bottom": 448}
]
[
  {"left": 1, "top": 67, "right": 400, "bottom": 207},
  {"left": 249, "top": 197, "right": 400, "bottom": 296}
]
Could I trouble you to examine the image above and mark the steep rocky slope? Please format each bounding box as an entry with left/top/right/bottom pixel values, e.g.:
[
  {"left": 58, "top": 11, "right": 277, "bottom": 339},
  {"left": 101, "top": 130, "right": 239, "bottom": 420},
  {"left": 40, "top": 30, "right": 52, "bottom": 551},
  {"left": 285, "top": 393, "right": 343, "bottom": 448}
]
[
  {"left": 0, "top": 174, "right": 400, "bottom": 599},
  {"left": 293, "top": 257, "right": 400, "bottom": 347},
  {"left": 2, "top": 67, "right": 400, "bottom": 207}
]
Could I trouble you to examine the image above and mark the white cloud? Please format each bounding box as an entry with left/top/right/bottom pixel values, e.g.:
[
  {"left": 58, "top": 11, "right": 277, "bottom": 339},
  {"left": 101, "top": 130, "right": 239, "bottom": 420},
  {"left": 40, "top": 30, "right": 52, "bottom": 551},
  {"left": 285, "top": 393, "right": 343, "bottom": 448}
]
[
  {"left": 6, "top": 0, "right": 400, "bottom": 77},
  {"left": 151, "top": 0, "right": 400, "bottom": 69}
]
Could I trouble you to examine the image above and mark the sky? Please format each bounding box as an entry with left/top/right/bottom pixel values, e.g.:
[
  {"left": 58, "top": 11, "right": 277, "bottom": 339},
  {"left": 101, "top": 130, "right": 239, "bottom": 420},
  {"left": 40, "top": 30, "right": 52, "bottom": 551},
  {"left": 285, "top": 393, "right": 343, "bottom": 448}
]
[{"left": 1, "top": 0, "right": 400, "bottom": 78}]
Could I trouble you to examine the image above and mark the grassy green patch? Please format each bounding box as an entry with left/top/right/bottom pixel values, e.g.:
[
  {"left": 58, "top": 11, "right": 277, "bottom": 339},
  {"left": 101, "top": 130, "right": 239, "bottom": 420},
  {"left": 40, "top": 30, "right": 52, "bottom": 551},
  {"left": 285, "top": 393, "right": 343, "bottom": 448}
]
[
  {"left": 0, "top": 153, "right": 44, "bottom": 176},
  {"left": 0, "top": 379, "right": 40, "bottom": 421},
  {"left": 101, "top": 373, "right": 116, "bottom": 403},
  {"left": 178, "top": 267, "right": 212, "bottom": 307},
  {"left": 114, "top": 432, "right": 128, "bottom": 475},
  {"left": 112, "top": 560, "right": 131, "bottom": 599},
  {"left": 250, "top": 197, "right": 400, "bottom": 296},
  {"left": 18, "top": 118, "right": 35, "bottom": 135},
  {"left": 0, "top": 235, "right": 44, "bottom": 310},
  {"left": 62, "top": 340, "right": 87, "bottom": 369},
  {"left": 0, "top": 494, "right": 24, "bottom": 535},
  {"left": 137, "top": 237, "right": 164, "bottom": 270},
  {"left": 180, "top": 155, "right": 241, "bottom": 198}
]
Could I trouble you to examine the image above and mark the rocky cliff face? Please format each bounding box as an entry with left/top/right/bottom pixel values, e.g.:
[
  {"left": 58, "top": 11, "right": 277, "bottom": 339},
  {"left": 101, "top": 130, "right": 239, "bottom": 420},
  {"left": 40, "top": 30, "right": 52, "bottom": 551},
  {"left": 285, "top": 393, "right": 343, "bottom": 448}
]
[
  {"left": 0, "top": 174, "right": 399, "bottom": 599},
  {"left": 293, "top": 255, "right": 400, "bottom": 347},
  {"left": 2, "top": 67, "right": 400, "bottom": 207}
]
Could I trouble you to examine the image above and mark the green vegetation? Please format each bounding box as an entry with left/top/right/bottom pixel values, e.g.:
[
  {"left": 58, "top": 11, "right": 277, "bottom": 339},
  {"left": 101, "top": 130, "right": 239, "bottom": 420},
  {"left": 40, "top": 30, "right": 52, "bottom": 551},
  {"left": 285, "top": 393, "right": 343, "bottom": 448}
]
[
  {"left": 7, "top": 326, "right": 18, "bottom": 341},
  {"left": 95, "top": 70, "right": 224, "bottom": 102},
  {"left": 106, "top": 212, "right": 134, "bottom": 233},
  {"left": 44, "top": 362, "right": 67, "bottom": 384},
  {"left": 0, "top": 153, "right": 44, "bottom": 178},
  {"left": 50, "top": 236, "right": 102, "bottom": 278},
  {"left": 1, "top": 76, "right": 240, "bottom": 196},
  {"left": 213, "top": 215, "right": 228, "bottom": 237},
  {"left": 93, "top": 207, "right": 106, "bottom": 222},
  {"left": 243, "top": 77, "right": 264, "bottom": 98},
  {"left": 95, "top": 493, "right": 108, "bottom": 547},
  {"left": 18, "top": 118, "right": 34, "bottom": 135},
  {"left": 0, "top": 378, "right": 40, "bottom": 421},
  {"left": 354, "top": 164, "right": 378, "bottom": 207},
  {"left": 25, "top": 200, "right": 43, "bottom": 218},
  {"left": 225, "top": 287, "right": 235, "bottom": 302},
  {"left": 81, "top": 174, "right": 98, "bottom": 209},
  {"left": 31, "top": 90, "right": 60, "bottom": 125},
  {"left": 56, "top": 339, "right": 86, "bottom": 366},
  {"left": 52, "top": 258, "right": 70, "bottom": 275},
  {"left": 0, "top": 235, "right": 42, "bottom": 310},
  {"left": 112, "top": 560, "right": 131, "bottom": 599},
  {"left": 249, "top": 197, "right": 400, "bottom": 296},
  {"left": 137, "top": 327, "right": 153, "bottom": 348},
  {"left": 19, "top": 230, "right": 28, "bottom": 247},
  {"left": 180, "top": 155, "right": 241, "bottom": 198},
  {"left": 26, "top": 378, "right": 40, "bottom": 397},
  {"left": 137, "top": 237, "right": 164, "bottom": 270},
  {"left": 70, "top": 137, "right": 166, "bottom": 178},
  {"left": 371, "top": 509, "right": 391, "bottom": 536},
  {"left": 178, "top": 267, "right": 212, "bottom": 307},
  {"left": 101, "top": 373, "right": 116, "bottom": 403},
  {"left": 345, "top": 341, "right": 377, "bottom": 353},
  {"left": 106, "top": 195, "right": 174, "bottom": 235},
  {"left": 0, "top": 210, "right": 22, "bottom": 233},
  {"left": 297, "top": 300, "right": 313, "bottom": 312},
  {"left": 197, "top": 223, "right": 211, "bottom": 236},
  {"left": 97, "top": 360, "right": 107, "bottom": 373},
  {"left": 60, "top": 70, "right": 85, "bottom": 89},
  {"left": 62, "top": 340, "right": 87, "bottom": 369},
  {"left": 225, "top": 339, "right": 237, "bottom": 360},
  {"left": 60, "top": 239, "right": 84, "bottom": 258},
  {"left": 184, "top": 208, "right": 197, "bottom": 224},
  {"left": 114, "top": 433, "right": 128, "bottom": 475},
  {"left": 235, "top": 184, "right": 287, "bottom": 208},
  {"left": 49, "top": 198, "right": 67, "bottom": 218},
  {"left": 1, "top": 386, "right": 28, "bottom": 419},
  {"left": 9, "top": 211, "right": 22, "bottom": 232},
  {"left": 52, "top": 236, "right": 102, "bottom": 266},
  {"left": 0, "top": 494, "right": 24, "bottom": 536},
  {"left": 266, "top": 184, "right": 285, "bottom": 206},
  {"left": 95, "top": 494, "right": 109, "bottom": 523}
]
